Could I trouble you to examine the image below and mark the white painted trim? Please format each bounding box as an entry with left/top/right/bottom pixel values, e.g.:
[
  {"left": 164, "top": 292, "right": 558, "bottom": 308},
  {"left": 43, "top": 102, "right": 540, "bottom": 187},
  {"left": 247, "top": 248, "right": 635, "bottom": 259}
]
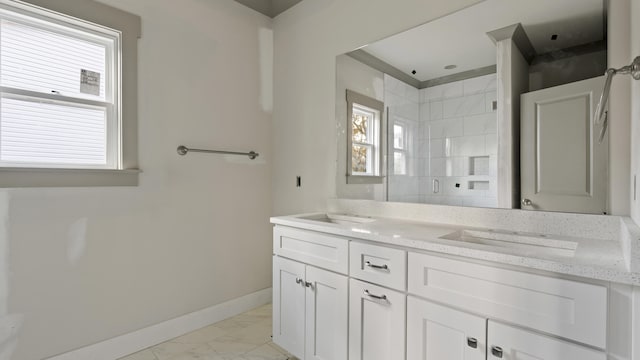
[
  {"left": 634, "top": 286, "right": 640, "bottom": 360},
  {"left": 46, "top": 287, "right": 272, "bottom": 360}
]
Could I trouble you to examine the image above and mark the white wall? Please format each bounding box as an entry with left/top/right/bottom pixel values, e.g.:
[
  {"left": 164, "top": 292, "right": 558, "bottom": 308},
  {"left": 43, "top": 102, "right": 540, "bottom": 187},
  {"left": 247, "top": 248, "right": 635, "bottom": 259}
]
[
  {"left": 609, "top": 0, "right": 632, "bottom": 216},
  {"left": 631, "top": 0, "right": 640, "bottom": 224},
  {"left": 1, "top": 1, "right": 273, "bottom": 359},
  {"left": 272, "top": 0, "right": 483, "bottom": 215}
]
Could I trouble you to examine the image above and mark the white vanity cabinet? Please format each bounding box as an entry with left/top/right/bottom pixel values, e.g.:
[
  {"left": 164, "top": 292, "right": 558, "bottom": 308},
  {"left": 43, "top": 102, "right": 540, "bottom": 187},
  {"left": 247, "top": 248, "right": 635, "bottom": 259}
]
[
  {"left": 272, "top": 223, "right": 613, "bottom": 360},
  {"left": 272, "top": 227, "right": 349, "bottom": 360}
]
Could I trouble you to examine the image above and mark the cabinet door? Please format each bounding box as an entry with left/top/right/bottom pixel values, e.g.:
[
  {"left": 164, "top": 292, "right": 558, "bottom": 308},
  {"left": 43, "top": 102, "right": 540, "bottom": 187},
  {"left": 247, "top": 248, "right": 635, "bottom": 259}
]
[
  {"left": 487, "top": 321, "right": 606, "bottom": 360},
  {"left": 407, "top": 296, "right": 486, "bottom": 360},
  {"left": 305, "top": 266, "right": 348, "bottom": 360},
  {"left": 349, "top": 279, "right": 406, "bottom": 360},
  {"left": 273, "top": 256, "right": 306, "bottom": 359}
]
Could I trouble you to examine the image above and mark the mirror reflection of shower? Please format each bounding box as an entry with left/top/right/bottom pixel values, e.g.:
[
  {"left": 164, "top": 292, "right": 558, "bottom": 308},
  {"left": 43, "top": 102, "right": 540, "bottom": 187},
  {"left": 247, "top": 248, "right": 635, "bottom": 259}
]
[{"left": 385, "top": 74, "right": 498, "bottom": 207}]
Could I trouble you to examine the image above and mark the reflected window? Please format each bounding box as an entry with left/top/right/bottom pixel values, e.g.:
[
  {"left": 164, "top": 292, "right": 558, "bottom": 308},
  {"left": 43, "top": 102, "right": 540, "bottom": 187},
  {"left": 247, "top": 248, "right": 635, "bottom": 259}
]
[
  {"left": 393, "top": 124, "right": 407, "bottom": 175},
  {"left": 346, "top": 90, "right": 384, "bottom": 184}
]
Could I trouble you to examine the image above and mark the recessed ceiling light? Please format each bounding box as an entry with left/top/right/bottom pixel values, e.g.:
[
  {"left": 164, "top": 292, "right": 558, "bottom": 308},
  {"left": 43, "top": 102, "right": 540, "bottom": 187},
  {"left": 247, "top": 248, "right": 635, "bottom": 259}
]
[{"left": 444, "top": 64, "right": 457, "bottom": 70}]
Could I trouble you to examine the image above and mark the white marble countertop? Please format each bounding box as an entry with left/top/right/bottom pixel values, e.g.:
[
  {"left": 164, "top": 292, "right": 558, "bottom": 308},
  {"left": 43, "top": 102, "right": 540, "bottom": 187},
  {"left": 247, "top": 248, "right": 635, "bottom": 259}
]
[{"left": 271, "top": 212, "right": 640, "bottom": 286}]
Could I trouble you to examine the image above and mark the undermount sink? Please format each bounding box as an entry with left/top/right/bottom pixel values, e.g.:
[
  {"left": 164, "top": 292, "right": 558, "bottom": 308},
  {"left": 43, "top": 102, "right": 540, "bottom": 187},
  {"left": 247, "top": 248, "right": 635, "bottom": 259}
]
[
  {"left": 439, "top": 229, "right": 578, "bottom": 257},
  {"left": 298, "top": 213, "right": 377, "bottom": 225}
]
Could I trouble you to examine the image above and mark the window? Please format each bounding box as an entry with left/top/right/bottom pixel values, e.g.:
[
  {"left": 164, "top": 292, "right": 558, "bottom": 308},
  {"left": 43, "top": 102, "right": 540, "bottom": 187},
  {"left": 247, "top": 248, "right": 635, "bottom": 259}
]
[
  {"left": 0, "top": 0, "right": 141, "bottom": 187},
  {"left": 346, "top": 90, "right": 384, "bottom": 184},
  {"left": 393, "top": 123, "right": 407, "bottom": 175}
]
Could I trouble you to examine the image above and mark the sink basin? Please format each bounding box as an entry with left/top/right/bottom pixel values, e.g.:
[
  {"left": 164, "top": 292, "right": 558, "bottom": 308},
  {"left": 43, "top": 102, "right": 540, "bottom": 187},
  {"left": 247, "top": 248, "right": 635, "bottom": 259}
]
[
  {"left": 439, "top": 229, "right": 577, "bottom": 257},
  {"left": 298, "top": 213, "right": 377, "bottom": 225}
]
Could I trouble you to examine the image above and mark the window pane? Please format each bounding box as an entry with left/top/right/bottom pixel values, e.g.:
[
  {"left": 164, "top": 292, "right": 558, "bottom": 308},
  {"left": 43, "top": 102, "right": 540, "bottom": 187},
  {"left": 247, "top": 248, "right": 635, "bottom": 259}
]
[
  {"left": 352, "top": 111, "right": 370, "bottom": 143},
  {"left": 0, "top": 97, "right": 107, "bottom": 166},
  {"left": 394, "top": 151, "right": 406, "bottom": 175},
  {"left": 0, "top": 19, "right": 108, "bottom": 100},
  {"left": 352, "top": 144, "right": 372, "bottom": 174},
  {"left": 394, "top": 124, "right": 404, "bottom": 149}
]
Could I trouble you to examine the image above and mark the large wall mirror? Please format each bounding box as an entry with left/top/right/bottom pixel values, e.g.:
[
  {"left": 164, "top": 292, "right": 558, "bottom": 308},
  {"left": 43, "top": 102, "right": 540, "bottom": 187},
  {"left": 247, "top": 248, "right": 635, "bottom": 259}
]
[{"left": 335, "top": 0, "right": 609, "bottom": 214}]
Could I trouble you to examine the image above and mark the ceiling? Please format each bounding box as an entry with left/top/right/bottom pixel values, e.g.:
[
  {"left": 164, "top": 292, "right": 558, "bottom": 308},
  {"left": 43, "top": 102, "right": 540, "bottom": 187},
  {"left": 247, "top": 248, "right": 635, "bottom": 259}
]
[
  {"left": 233, "top": 0, "right": 303, "bottom": 18},
  {"left": 361, "top": 0, "right": 605, "bottom": 82}
]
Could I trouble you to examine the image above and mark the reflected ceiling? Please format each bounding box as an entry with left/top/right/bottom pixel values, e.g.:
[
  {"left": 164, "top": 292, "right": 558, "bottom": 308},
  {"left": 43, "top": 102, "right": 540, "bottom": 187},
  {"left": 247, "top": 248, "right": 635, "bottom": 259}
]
[
  {"left": 362, "top": 0, "right": 605, "bottom": 81},
  {"left": 233, "top": 0, "right": 303, "bottom": 18}
]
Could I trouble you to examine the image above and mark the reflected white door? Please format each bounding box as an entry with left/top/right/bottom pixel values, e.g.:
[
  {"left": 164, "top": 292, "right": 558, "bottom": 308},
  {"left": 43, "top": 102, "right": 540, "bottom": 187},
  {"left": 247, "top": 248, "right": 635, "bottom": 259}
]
[{"left": 520, "top": 76, "right": 606, "bottom": 214}]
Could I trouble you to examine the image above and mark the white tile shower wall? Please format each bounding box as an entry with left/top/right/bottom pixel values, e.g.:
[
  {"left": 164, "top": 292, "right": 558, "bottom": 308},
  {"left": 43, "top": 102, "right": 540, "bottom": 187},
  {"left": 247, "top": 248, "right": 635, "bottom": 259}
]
[
  {"left": 419, "top": 73, "right": 498, "bottom": 207},
  {"left": 385, "top": 74, "right": 421, "bottom": 203}
]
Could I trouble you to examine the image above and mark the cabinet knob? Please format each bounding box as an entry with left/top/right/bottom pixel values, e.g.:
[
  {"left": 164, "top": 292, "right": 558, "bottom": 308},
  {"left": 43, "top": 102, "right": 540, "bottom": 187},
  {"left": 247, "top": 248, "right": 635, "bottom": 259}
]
[
  {"left": 521, "top": 198, "right": 533, "bottom": 206},
  {"left": 466, "top": 337, "right": 478, "bottom": 349},
  {"left": 305, "top": 281, "right": 313, "bottom": 290},
  {"left": 491, "top": 346, "right": 503, "bottom": 358},
  {"left": 295, "top": 277, "right": 304, "bottom": 285}
]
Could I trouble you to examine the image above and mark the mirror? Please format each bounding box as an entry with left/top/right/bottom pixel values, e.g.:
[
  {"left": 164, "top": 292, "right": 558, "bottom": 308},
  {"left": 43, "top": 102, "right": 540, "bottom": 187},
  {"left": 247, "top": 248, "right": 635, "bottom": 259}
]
[{"left": 335, "top": 0, "right": 608, "bottom": 214}]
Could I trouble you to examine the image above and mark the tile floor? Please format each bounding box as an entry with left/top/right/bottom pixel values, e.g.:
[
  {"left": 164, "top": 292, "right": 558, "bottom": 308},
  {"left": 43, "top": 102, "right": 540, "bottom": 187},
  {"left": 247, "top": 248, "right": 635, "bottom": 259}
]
[{"left": 119, "top": 304, "right": 295, "bottom": 360}]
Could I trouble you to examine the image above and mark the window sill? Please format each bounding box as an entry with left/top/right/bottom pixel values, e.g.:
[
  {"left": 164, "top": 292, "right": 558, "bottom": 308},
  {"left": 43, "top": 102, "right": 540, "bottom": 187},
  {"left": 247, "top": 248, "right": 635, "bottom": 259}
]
[
  {"left": 347, "top": 175, "right": 385, "bottom": 185},
  {"left": 0, "top": 167, "right": 141, "bottom": 188}
]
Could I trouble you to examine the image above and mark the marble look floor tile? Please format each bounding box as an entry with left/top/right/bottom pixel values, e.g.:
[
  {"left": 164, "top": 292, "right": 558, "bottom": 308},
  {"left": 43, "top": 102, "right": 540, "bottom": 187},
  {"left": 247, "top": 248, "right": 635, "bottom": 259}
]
[
  {"left": 121, "top": 304, "right": 281, "bottom": 360},
  {"left": 207, "top": 338, "right": 262, "bottom": 359},
  {"left": 166, "top": 344, "right": 224, "bottom": 360},
  {"left": 265, "top": 342, "right": 292, "bottom": 357},
  {"left": 226, "top": 323, "right": 272, "bottom": 345},
  {"left": 240, "top": 344, "right": 288, "bottom": 360},
  {"left": 152, "top": 341, "right": 201, "bottom": 360},
  {"left": 119, "top": 349, "right": 158, "bottom": 360},
  {"left": 172, "top": 324, "right": 228, "bottom": 344}
]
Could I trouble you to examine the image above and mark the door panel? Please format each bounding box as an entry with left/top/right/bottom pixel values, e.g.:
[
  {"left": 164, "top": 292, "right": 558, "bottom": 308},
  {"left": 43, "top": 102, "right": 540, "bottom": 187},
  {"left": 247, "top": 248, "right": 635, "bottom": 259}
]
[
  {"left": 521, "top": 76, "right": 606, "bottom": 214},
  {"left": 272, "top": 256, "right": 306, "bottom": 359},
  {"left": 305, "top": 266, "right": 348, "bottom": 360},
  {"left": 349, "top": 278, "right": 406, "bottom": 360},
  {"left": 407, "top": 296, "right": 486, "bottom": 360}
]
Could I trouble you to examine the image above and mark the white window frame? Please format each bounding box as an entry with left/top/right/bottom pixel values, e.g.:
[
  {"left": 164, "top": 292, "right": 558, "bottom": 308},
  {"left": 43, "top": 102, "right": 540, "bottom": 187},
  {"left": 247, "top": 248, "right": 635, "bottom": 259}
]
[
  {"left": 392, "top": 122, "right": 408, "bottom": 176},
  {"left": 0, "top": 7, "right": 120, "bottom": 169},
  {"left": 0, "top": 0, "right": 141, "bottom": 187},
  {"left": 346, "top": 89, "right": 384, "bottom": 184}
]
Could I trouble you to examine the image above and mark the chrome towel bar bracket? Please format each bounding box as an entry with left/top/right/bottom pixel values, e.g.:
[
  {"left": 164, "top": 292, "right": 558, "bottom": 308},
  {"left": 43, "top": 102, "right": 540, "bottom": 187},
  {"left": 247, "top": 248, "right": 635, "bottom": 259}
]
[
  {"left": 177, "top": 145, "right": 259, "bottom": 160},
  {"left": 594, "top": 56, "right": 640, "bottom": 142}
]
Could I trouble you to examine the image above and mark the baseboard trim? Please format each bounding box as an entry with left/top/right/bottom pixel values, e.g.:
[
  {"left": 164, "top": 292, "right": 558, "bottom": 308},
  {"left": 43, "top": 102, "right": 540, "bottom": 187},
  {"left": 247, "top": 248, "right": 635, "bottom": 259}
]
[{"left": 47, "top": 287, "right": 272, "bottom": 360}]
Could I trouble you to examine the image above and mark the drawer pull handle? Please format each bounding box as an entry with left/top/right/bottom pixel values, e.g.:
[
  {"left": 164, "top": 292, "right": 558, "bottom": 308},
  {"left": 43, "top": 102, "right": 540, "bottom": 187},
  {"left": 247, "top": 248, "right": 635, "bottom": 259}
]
[
  {"left": 364, "top": 289, "right": 387, "bottom": 301},
  {"left": 467, "top": 337, "right": 478, "bottom": 349},
  {"left": 365, "top": 261, "right": 389, "bottom": 270},
  {"left": 491, "top": 346, "right": 503, "bottom": 358}
]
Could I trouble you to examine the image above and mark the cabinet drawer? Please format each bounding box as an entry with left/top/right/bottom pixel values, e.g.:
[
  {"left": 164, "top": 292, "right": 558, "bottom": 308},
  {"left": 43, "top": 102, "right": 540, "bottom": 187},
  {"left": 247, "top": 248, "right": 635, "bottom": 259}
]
[
  {"left": 408, "top": 252, "right": 607, "bottom": 348},
  {"left": 487, "top": 321, "right": 606, "bottom": 360},
  {"left": 273, "top": 226, "right": 348, "bottom": 274},
  {"left": 350, "top": 241, "right": 406, "bottom": 291}
]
